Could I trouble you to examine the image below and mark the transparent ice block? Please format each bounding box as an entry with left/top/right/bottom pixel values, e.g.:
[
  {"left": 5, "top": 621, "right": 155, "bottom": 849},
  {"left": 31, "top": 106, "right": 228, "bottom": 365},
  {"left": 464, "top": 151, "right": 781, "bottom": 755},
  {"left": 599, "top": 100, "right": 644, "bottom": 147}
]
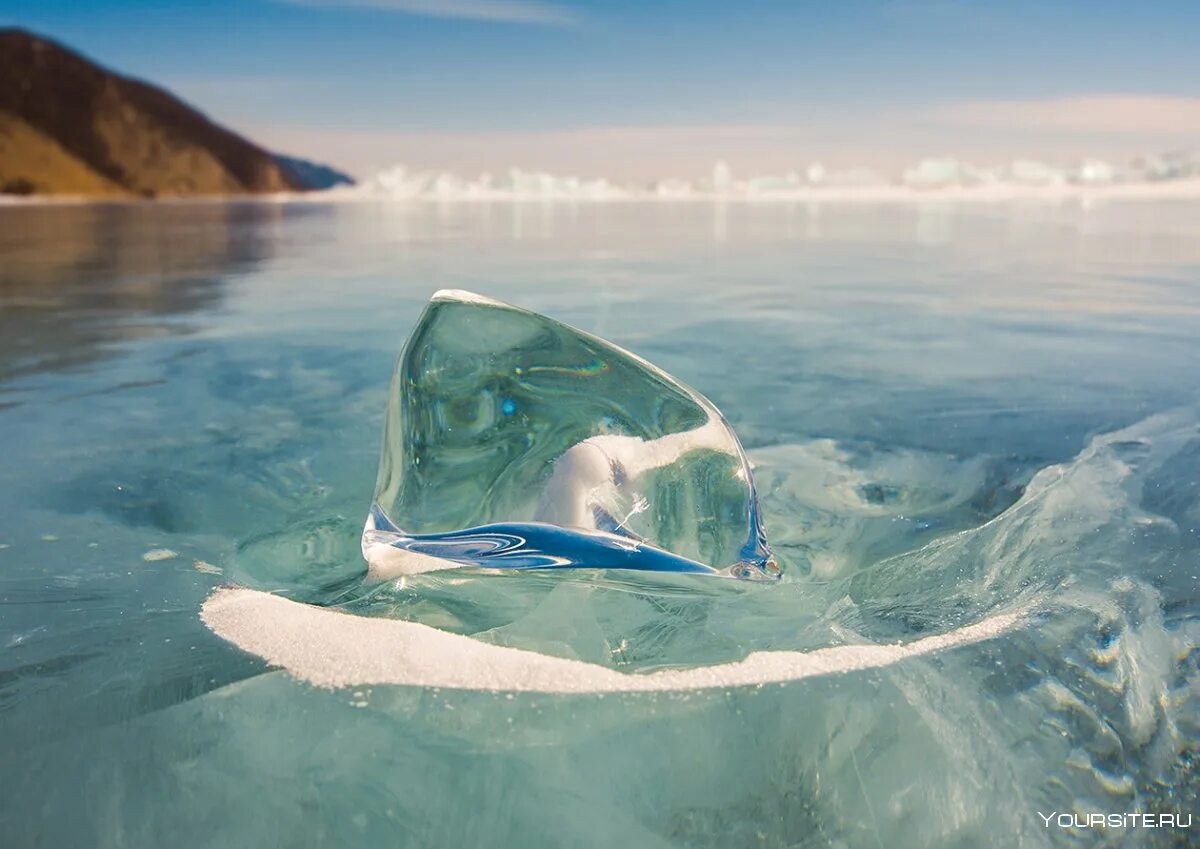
[{"left": 362, "top": 290, "right": 778, "bottom": 581}]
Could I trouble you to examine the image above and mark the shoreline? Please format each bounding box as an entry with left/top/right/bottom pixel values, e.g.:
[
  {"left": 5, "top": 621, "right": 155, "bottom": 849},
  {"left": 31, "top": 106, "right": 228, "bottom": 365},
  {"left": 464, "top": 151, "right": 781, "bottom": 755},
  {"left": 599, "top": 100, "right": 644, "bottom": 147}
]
[{"left": 4, "top": 177, "right": 1200, "bottom": 207}]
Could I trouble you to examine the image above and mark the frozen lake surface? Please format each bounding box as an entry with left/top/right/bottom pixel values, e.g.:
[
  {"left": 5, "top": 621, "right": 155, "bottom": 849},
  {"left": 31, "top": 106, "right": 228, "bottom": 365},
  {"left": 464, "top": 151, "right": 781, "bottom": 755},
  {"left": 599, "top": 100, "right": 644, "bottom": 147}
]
[{"left": 1, "top": 199, "right": 1198, "bottom": 847}]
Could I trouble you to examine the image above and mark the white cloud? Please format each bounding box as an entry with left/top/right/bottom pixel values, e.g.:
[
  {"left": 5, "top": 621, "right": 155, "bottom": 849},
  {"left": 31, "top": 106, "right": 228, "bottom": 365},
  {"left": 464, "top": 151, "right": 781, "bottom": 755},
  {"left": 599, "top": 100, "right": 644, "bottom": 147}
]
[
  {"left": 938, "top": 95, "right": 1200, "bottom": 136},
  {"left": 276, "top": 0, "right": 578, "bottom": 27}
]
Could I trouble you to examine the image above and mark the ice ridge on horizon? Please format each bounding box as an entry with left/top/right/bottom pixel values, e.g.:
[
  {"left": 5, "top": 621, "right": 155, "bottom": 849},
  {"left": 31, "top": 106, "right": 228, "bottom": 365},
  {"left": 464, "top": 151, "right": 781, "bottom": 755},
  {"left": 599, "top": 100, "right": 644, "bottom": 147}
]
[{"left": 330, "top": 151, "right": 1200, "bottom": 201}]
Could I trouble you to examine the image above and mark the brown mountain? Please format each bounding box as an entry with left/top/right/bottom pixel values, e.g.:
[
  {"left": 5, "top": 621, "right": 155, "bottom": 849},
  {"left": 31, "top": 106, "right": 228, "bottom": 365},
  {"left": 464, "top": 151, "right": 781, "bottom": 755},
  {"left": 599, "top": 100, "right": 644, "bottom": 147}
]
[{"left": 0, "top": 29, "right": 337, "bottom": 197}]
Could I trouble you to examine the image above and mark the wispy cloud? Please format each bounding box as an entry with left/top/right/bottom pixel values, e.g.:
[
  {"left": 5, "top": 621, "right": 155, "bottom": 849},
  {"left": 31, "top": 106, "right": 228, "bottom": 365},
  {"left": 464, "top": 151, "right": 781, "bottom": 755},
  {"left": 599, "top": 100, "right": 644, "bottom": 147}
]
[
  {"left": 938, "top": 95, "right": 1200, "bottom": 136},
  {"left": 276, "top": 0, "right": 578, "bottom": 27}
]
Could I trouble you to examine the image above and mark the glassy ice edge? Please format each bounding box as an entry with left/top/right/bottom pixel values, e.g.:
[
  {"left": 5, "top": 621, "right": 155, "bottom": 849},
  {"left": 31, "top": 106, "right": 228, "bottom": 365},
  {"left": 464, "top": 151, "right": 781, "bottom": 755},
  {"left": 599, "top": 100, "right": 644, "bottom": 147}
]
[{"left": 361, "top": 290, "right": 778, "bottom": 582}]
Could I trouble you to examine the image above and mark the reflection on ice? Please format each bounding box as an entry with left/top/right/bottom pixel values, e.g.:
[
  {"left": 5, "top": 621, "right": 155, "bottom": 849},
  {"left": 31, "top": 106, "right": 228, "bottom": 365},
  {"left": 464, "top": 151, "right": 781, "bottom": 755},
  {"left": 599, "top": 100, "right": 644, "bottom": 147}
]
[
  {"left": 8, "top": 197, "right": 1200, "bottom": 848},
  {"left": 362, "top": 290, "right": 777, "bottom": 581}
]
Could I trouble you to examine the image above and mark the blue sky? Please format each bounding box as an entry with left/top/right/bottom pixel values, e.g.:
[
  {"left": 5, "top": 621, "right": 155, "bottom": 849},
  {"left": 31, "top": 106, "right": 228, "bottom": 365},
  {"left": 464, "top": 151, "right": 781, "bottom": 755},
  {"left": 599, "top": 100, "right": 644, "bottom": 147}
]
[{"left": 5, "top": 0, "right": 1199, "bottom": 179}]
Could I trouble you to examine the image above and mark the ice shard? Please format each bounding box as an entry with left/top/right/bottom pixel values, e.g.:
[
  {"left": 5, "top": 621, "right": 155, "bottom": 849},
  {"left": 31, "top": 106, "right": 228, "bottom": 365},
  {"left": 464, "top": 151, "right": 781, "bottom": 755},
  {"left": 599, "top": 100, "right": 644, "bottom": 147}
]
[{"left": 362, "top": 290, "right": 778, "bottom": 581}]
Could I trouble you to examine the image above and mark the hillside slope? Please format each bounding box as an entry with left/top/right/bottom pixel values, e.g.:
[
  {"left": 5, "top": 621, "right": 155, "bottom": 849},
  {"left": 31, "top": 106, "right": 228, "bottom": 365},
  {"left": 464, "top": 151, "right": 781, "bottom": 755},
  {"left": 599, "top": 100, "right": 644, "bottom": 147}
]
[
  {"left": 0, "top": 111, "right": 126, "bottom": 196},
  {"left": 0, "top": 29, "right": 335, "bottom": 197}
]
